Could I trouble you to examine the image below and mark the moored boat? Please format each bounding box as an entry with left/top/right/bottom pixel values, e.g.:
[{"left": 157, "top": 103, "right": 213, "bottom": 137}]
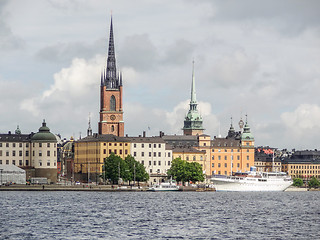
[
  {"left": 148, "top": 180, "right": 180, "bottom": 191},
  {"left": 211, "top": 167, "right": 293, "bottom": 192}
]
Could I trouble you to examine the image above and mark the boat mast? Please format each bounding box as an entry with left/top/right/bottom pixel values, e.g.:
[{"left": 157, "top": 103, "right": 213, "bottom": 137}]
[{"left": 272, "top": 150, "right": 275, "bottom": 172}]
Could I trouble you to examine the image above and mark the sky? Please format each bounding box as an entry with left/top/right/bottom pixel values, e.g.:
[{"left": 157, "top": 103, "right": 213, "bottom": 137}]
[{"left": 1, "top": 0, "right": 320, "bottom": 150}]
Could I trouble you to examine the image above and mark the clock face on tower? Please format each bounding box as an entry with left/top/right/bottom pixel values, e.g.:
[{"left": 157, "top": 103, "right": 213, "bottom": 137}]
[{"left": 110, "top": 115, "right": 116, "bottom": 121}]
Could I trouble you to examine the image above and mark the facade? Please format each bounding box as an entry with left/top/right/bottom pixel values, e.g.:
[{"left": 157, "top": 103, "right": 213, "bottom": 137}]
[
  {"left": 60, "top": 137, "right": 75, "bottom": 181},
  {"left": 0, "top": 122, "right": 58, "bottom": 183},
  {"left": 129, "top": 136, "right": 172, "bottom": 184},
  {"left": 255, "top": 147, "right": 282, "bottom": 172},
  {"left": 172, "top": 146, "right": 206, "bottom": 173},
  {"left": 282, "top": 150, "right": 320, "bottom": 180},
  {"left": 99, "top": 17, "right": 124, "bottom": 136},
  {"left": 74, "top": 134, "right": 130, "bottom": 183},
  {"left": 182, "top": 63, "right": 204, "bottom": 136}
]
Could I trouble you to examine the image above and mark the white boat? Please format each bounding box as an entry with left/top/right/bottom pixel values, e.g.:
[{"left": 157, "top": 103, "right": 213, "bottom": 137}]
[
  {"left": 149, "top": 181, "right": 180, "bottom": 191},
  {"left": 211, "top": 168, "right": 293, "bottom": 192}
]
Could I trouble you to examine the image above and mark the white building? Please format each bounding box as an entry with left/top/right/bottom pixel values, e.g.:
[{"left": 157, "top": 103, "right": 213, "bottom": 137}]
[{"left": 128, "top": 136, "right": 173, "bottom": 184}]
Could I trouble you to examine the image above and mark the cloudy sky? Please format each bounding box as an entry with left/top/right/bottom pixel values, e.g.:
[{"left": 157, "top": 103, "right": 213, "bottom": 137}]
[{"left": 1, "top": 0, "right": 320, "bottom": 150}]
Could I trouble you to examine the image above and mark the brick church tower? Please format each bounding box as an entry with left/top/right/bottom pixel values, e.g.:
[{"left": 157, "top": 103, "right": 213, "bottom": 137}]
[{"left": 98, "top": 17, "right": 124, "bottom": 136}]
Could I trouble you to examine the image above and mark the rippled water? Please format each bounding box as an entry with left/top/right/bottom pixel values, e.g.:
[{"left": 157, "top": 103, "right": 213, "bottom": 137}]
[{"left": 1, "top": 191, "right": 319, "bottom": 239}]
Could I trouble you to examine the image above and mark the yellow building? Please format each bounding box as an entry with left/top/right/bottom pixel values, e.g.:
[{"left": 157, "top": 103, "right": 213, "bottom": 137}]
[
  {"left": 172, "top": 146, "right": 206, "bottom": 173},
  {"left": 282, "top": 151, "right": 320, "bottom": 180},
  {"left": 74, "top": 134, "right": 130, "bottom": 182}
]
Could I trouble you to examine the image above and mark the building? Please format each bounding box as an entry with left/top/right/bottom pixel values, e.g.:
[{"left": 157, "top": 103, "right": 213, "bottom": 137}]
[
  {"left": 30, "top": 120, "right": 58, "bottom": 183},
  {"left": 172, "top": 146, "right": 206, "bottom": 173},
  {"left": 60, "top": 137, "right": 75, "bottom": 181},
  {"left": 255, "top": 147, "right": 282, "bottom": 172},
  {"left": 98, "top": 17, "right": 124, "bottom": 136},
  {"left": 0, "top": 164, "right": 26, "bottom": 185},
  {"left": 0, "top": 121, "right": 58, "bottom": 183},
  {"left": 74, "top": 134, "right": 130, "bottom": 183},
  {"left": 128, "top": 135, "right": 172, "bottom": 184},
  {"left": 182, "top": 62, "right": 204, "bottom": 136},
  {"left": 282, "top": 150, "right": 320, "bottom": 180}
]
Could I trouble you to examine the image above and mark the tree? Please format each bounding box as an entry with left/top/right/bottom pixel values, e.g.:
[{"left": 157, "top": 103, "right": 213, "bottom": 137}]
[
  {"left": 103, "top": 153, "right": 129, "bottom": 184},
  {"left": 308, "top": 177, "right": 320, "bottom": 188},
  {"left": 293, "top": 178, "right": 304, "bottom": 187},
  {"left": 167, "top": 158, "right": 205, "bottom": 184},
  {"left": 124, "top": 155, "right": 149, "bottom": 185}
]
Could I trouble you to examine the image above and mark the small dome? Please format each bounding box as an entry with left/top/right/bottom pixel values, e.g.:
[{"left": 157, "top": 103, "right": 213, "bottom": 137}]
[{"left": 31, "top": 120, "right": 57, "bottom": 142}]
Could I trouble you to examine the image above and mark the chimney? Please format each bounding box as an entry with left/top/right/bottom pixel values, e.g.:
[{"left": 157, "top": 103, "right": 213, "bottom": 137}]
[{"left": 143, "top": 131, "right": 146, "bottom": 137}]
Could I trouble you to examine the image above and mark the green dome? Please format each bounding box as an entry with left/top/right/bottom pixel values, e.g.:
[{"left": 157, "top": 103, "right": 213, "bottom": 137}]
[
  {"left": 31, "top": 120, "right": 57, "bottom": 142},
  {"left": 241, "top": 122, "right": 254, "bottom": 140}
]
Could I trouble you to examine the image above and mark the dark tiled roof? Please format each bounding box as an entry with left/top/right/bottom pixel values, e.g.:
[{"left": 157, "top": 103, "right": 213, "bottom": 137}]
[
  {"left": 77, "top": 134, "right": 129, "bottom": 143},
  {"left": 125, "top": 136, "right": 165, "bottom": 143},
  {"left": 0, "top": 133, "right": 31, "bottom": 142},
  {"left": 172, "top": 146, "right": 205, "bottom": 154},
  {"left": 211, "top": 138, "right": 240, "bottom": 147}
]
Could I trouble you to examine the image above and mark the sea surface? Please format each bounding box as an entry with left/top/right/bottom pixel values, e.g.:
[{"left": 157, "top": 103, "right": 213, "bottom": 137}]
[{"left": 0, "top": 191, "right": 319, "bottom": 240}]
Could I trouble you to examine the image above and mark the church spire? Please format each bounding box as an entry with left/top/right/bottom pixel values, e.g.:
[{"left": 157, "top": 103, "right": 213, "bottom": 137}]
[
  {"left": 191, "top": 60, "right": 197, "bottom": 104},
  {"left": 102, "top": 15, "right": 119, "bottom": 89}
]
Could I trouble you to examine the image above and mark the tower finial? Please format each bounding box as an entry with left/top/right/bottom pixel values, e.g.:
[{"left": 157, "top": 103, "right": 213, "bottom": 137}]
[{"left": 87, "top": 112, "right": 92, "bottom": 136}]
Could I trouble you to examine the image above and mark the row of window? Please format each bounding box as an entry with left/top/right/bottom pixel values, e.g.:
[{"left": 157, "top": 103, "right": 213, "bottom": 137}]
[
  {"left": 38, "top": 160, "right": 56, "bottom": 167},
  {"left": 103, "top": 142, "right": 128, "bottom": 147},
  {"left": 289, "top": 165, "right": 320, "bottom": 170},
  {"left": 140, "top": 160, "right": 171, "bottom": 166},
  {"left": 212, "top": 155, "right": 250, "bottom": 160},
  {"left": 103, "top": 149, "right": 128, "bottom": 155},
  {"left": 0, "top": 159, "right": 28, "bottom": 165},
  {"left": 133, "top": 143, "right": 163, "bottom": 148},
  {"left": 0, "top": 150, "right": 56, "bottom": 157},
  {"left": 291, "top": 170, "right": 320, "bottom": 174},
  {"left": 212, "top": 148, "right": 251, "bottom": 152},
  {"left": 0, "top": 142, "right": 57, "bottom": 148},
  {"left": 178, "top": 156, "right": 203, "bottom": 161},
  {"left": 133, "top": 152, "right": 171, "bottom": 158},
  {"left": 212, "top": 163, "right": 250, "bottom": 168}
]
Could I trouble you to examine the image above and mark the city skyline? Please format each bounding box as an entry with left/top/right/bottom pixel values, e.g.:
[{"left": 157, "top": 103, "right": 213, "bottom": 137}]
[{"left": 1, "top": 1, "right": 320, "bottom": 149}]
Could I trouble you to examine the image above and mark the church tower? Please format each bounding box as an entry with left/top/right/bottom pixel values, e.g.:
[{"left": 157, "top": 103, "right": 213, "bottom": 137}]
[
  {"left": 98, "top": 16, "right": 124, "bottom": 136},
  {"left": 183, "top": 61, "right": 204, "bottom": 136}
]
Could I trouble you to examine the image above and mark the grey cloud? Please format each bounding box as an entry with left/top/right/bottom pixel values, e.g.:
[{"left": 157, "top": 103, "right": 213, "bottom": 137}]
[
  {"left": 35, "top": 39, "right": 105, "bottom": 64},
  {"left": 161, "top": 39, "right": 195, "bottom": 65}
]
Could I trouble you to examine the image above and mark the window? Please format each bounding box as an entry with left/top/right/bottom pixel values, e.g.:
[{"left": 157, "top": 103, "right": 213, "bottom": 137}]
[
  {"left": 224, "top": 156, "right": 227, "bottom": 160},
  {"left": 158, "top": 152, "right": 161, "bottom": 157},
  {"left": 109, "top": 149, "right": 112, "bottom": 154},
  {"left": 225, "top": 163, "right": 227, "bottom": 167},
  {"left": 26, "top": 143, "right": 29, "bottom": 147},
  {"left": 218, "top": 171, "right": 221, "bottom": 174},
  {"left": 150, "top": 169, "right": 152, "bottom": 173},
  {"left": 114, "top": 150, "right": 117, "bottom": 154},
  {"left": 134, "top": 152, "right": 137, "bottom": 157},
  {"left": 120, "top": 150, "right": 122, "bottom": 155},
  {"left": 193, "top": 156, "right": 196, "bottom": 160},
  {"left": 212, "top": 156, "right": 214, "bottom": 160},
  {"left": 47, "top": 161, "right": 50, "bottom": 166},
  {"left": 158, "top": 161, "right": 161, "bottom": 166},
  {"left": 103, "top": 149, "right": 106, "bottom": 154},
  {"left": 19, "top": 151, "right": 22, "bottom": 157},
  {"left": 134, "top": 144, "right": 137, "bottom": 148},
  {"left": 12, "top": 150, "right": 16, "bottom": 156},
  {"left": 158, "top": 144, "right": 161, "bottom": 148},
  {"left": 110, "top": 95, "right": 116, "bottom": 111},
  {"left": 26, "top": 160, "right": 29, "bottom": 166},
  {"left": 0, "top": 150, "right": 2, "bottom": 156},
  {"left": 149, "top": 161, "right": 151, "bottom": 166},
  {"left": 6, "top": 143, "right": 9, "bottom": 147},
  {"left": 212, "top": 149, "right": 215, "bottom": 152},
  {"left": 120, "top": 143, "right": 122, "bottom": 146},
  {"left": 154, "top": 161, "right": 156, "bottom": 165},
  {"left": 247, "top": 149, "right": 249, "bottom": 152},
  {"left": 6, "top": 151, "right": 9, "bottom": 157},
  {"left": 39, "top": 143, "right": 42, "bottom": 147},
  {"left": 109, "top": 143, "right": 112, "bottom": 146},
  {"left": 225, "top": 149, "right": 227, "bottom": 152},
  {"left": 0, "top": 160, "right": 2, "bottom": 164},
  {"left": 47, "top": 143, "right": 50, "bottom": 147},
  {"left": 154, "top": 152, "right": 156, "bottom": 157},
  {"left": 237, "top": 156, "right": 240, "bottom": 160},
  {"left": 168, "top": 161, "right": 171, "bottom": 166},
  {"left": 142, "top": 152, "right": 144, "bottom": 157},
  {"left": 154, "top": 144, "right": 156, "bottom": 148},
  {"left": 247, "top": 163, "right": 249, "bottom": 167},
  {"left": 13, "top": 143, "right": 16, "bottom": 147},
  {"left": 149, "top": 152, "right": 151, "bottom": 157},
  {"left": 142, "top": 144, "right": 144, "bottom": 148},
  {"left": 218, "top": 163, "right": 221, "bottom": 168},
  {"left": 247, "top": 156, "right": 249, "bottom": 160},
  {"left": 231, "top": 149, "right": 233, "bottom": 152},
  {"left": 39, "top": 161, "right": 42, "bottom": 166},
  {"left": 246, "top": 142, "right": 249, "bottom": 146},
  {"left": 12, "top": 160, "right": 16, "bottom": 165},
  {"left": 19, "top": 160, "right": 22, "bottom": 165},
  {"left": 186, "top": 156, "right": 189, "bottom": 161},
  {"left": 200, "top": 156, "right": 203, "bottom": 161},
  {"left": 6, "top": 160, "right": 9, "bottom": 164},
  {"left": 212, "top": 163, "right": 214, "bottom": 167},
  {"left": 125, "top": 150, "right": 128, "bottom": 155},
  {"left": 149, "top": 144, "right": 151, "bottom": 148},
  {"left": 103, "top": 143, "right": 106, "bottom": 146},
  {"left": 168, "top": 152, "right": 171, "bottom": 157},
  {"left": 0, "top": 143, "right": 2, "bottom": 147},
  {"left": 39, "top": 150, "right": 42, "bottom": 157},
  {"left": 224, "top": 171, "right": 227, "bottom": 175},
  {"left": 218, "top": 156, "right": 221, "bottom": 160},
  {"left": 114, "top": 143, "right": 117, "bottom": 146},
  {"left": 47, "top": 151, "right": 50, "bottom": 156},
  {"left": 204, "top": 143, "right": 206, "bottom": 146}
]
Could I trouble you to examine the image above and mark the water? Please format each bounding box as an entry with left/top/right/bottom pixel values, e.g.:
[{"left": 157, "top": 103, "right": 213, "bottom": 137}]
[{"left": 0, "top": 191, "right": 319, "bottom": 239}]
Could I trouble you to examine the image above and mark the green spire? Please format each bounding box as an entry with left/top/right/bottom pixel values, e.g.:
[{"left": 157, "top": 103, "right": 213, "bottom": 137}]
[
  {"left": 191, "top": 60, "right": 197, "bottom": 104},
  {"left": 241, "top": 115, "right": 254, "bottom": 140}
]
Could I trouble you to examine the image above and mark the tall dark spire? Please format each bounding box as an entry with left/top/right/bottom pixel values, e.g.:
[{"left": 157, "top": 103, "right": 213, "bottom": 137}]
[{"left": 102, "top": 16, "right": 120, "bottom": 89}]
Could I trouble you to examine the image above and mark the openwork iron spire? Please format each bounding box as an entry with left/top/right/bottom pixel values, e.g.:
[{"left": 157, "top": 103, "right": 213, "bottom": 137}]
[{"left": 101, "top": 16, "right": 122, "bottom": 89}]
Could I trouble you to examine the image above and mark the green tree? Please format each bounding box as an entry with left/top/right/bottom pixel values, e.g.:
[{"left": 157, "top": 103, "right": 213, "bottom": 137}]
[
  {"left": 293, "top": 178, "right": 304, "bottom": 187},
  {"left": 124, "top": 155, "right": 149, "bottom": 185},
  {"left": 308, "top": 177, "right": 320, "bottom": 188},
  {"left": 103, "top": 153, "right": 129, "bottom": 184},
  {"left": 167, "top": 158, "right": 205, "bottom": 184}
]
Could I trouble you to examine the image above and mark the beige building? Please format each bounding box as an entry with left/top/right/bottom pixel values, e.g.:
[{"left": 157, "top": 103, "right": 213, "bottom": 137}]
[{"left": 129, "top": 136, "right": 172, "bottom": 184}]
